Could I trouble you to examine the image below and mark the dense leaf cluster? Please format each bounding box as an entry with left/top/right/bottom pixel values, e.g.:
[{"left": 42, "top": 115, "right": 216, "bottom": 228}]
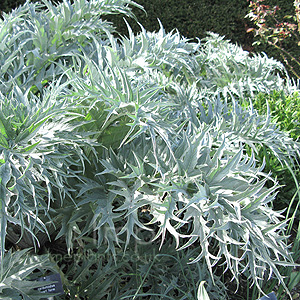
[{"left": 0, "top": 0, "right": 299, "bottom": 299}]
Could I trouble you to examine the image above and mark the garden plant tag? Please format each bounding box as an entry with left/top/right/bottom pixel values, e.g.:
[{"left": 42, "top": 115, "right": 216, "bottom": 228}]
[
  {"left": 257, "top": 292, "right": 277, "bottom": 300},
  {"left": 36, "top": 273, "right": 64, "bottom": 296}
]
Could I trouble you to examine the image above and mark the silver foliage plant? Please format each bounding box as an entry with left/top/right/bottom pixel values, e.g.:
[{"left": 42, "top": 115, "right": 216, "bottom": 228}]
[{"left": 0, "top": 0, "right": 299, "bottom": 298}]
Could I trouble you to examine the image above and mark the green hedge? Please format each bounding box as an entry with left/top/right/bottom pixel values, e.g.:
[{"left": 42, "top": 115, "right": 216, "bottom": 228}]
[{"left": 105, "top": 0, "right": 252, "bottom": 45}]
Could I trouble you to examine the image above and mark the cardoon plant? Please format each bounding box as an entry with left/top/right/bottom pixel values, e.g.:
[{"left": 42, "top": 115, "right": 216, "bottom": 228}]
[{"left": 0, "top": 0, "right": 299, "bottom": 299}]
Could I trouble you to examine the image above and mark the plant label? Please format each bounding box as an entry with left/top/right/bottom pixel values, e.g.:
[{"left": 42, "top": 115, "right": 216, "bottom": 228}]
[
  {"left": 257, "top": 292, "right": 277, "bottom": 300},
  {"left": 36, "top": 273, "right": 64, "bottom": 296}
]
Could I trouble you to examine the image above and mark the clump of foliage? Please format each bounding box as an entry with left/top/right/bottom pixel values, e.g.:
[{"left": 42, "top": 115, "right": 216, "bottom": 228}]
[
  {"left": 241, "top": 90, "right": 300, "bottom": 220},
  {"left": 195, "top": 32, "right": 297, "bottom": 97},
  {"left": 251, "top": 90, "right": 300, "bottom": 140},
  {"left": 60, "top": 240, "right": 227, "bottom": 299},
  {"left": 246, "top": 90, "right": 300, "bottom": 251},
  {"left": 0, "top": 249, "right": 60, "bottom": 299},
  {"left": 0, "top": 0, "right": 299, "bottom": 299},
  {"left": 247, "top": 0, "right": 300, "bottom": 79}
]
